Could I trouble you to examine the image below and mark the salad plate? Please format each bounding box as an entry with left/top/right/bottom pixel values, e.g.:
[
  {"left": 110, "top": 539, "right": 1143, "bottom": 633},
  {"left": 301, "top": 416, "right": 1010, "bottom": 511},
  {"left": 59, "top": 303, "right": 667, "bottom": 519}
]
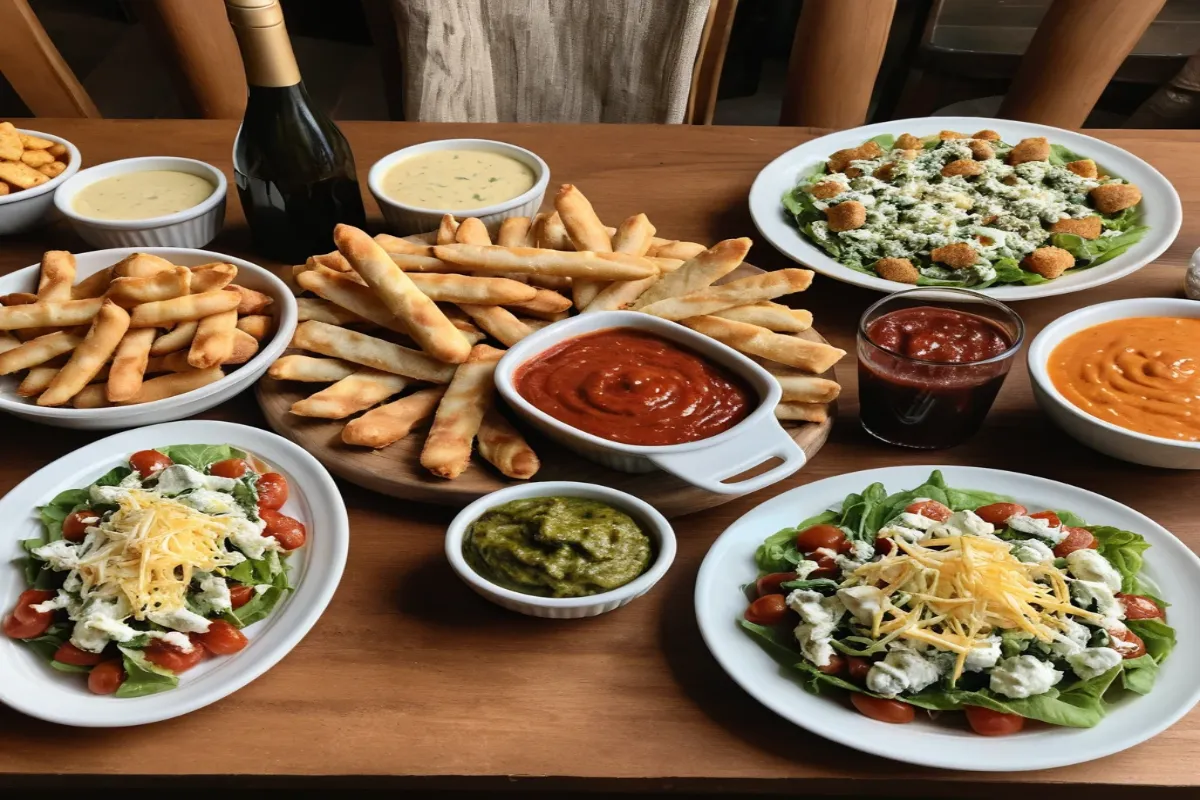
[
  {"left": 694, "top": 466, "right": 1200, "bottom": 771},
  {"left": 748, "top": 116, "right": 1182, "bottom": 300},
  {"left": 0, "top": 420, "right": 349, "bottom": 727}
]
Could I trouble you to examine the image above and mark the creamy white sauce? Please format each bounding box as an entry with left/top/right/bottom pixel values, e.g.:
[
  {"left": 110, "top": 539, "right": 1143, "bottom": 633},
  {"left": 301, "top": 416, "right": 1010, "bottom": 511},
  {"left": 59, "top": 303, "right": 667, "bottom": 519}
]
[
  {"left": 383, "top": 149, "right": 536, "bottom": 211},
  {"left": 73, "top": 170, "right": 216, "bottom": 220}
]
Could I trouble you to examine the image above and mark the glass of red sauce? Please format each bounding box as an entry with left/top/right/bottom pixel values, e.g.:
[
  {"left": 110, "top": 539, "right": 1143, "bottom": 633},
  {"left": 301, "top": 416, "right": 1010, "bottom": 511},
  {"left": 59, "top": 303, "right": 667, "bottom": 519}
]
[{"left": 857, "top": 288, "right": 1024, "bottom": 449}]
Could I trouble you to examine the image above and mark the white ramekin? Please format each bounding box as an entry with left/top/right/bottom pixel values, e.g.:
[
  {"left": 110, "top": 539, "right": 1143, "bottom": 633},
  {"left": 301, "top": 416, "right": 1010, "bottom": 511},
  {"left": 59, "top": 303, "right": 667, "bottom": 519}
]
[
  {"left": 53, "top": 156, "right": 226, "bottom": 249},
  {"left": 445, "top": 481, "right": 676, "bottom": 619},
  {"left": 495, "top": 311, "right": 807, "bottom": 494},
  {"left": 0, "top": 129, "right": 82, "bottom": 235},
  {"left": 0, "top": 246, "right": 297, "bottom": 430},
  {"left": 1027, "top": 297, "right": 1200, "bottom": 469},
  {"left": 368, "top": 138, "right": 549, "bottom": 235}
]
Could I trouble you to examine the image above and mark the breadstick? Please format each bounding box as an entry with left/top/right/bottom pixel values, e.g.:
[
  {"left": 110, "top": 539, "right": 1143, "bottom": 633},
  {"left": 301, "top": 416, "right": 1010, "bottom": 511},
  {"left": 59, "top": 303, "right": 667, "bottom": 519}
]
[
  {"left": 236, "top": 314, "right": 273, "bottom": 340},
  {"left": 334, "top": 224, "right": 471, "bottom": 364},
  {"left": 342, "top": 386, "right": 446, "bottom": 448},
  {"left": 373, "top": 233, "right": 433, "bottom": 257},
  {"left": 436, "top": 214, "right": 460, "bottom": 245},
  {"left": 457, "top": 304, "right": 535, "bottom": 347},
  {"left": 223, "top": 329, "right": 259, "bottom": 365},
  {"left": 0, "top": 331, "right": 20, "bottom": 354},
  {"left": 408, "top": 273, "right": 537, "bottom": 305},
  {"left": 296, "top": 268, "right": 410, "bottom": 335},
  {"left": 71, "top": 267, "right": 114, "bottom": 300},
  {"left": 639, "top": 269, "right": 814, "bottom": 321},
  {"left": 149, "top": 320, "right": 199, "bottom": 355},
  {"left": 105, "top": 266, "right": 192, "bottom": 308},
  {"left": 17, "top": 366, "right": 61, "bottom": 397},
  {"left": 38, "top": 300, "right": 130, "bottom": 406},
  {"left": 0, "top": 298, "right": 103, "bottom": 330},
  {"left": 106, "top": 328, "right": 157, "bottom": 402},
  {"left": 775, "top": 402, "right": 830, "bottom": 423},
  {"left": 129, "top": 290, "right": 240, "bottom": 328},
  {"left": 37, "top": 251, "right": 75, "bottom": 302},
  {"left": 117, "top": 367, "right": 224, "bottom": 404},
  {"left": 0, "top": 331, "right": 82, "bottom": 375},
  {"left": 682, "top": 316, "right": 845, "bottom": 373},
  {"left": 291, "top": 320, "right": 455, "bottom": 383},
  {"left": 478, "top": 408, "right": 540, "bottom": 479},
  {"left": 189, "top": 263, "right": 238, "bottom": 293},
  {"left": 290, "top": 369, "right": 410, "bottom": 419},
  {"left": 712, "top": 302, "right": 813, "bottom": 332},
  {"left": 309, "top": 251, "right": 353, "bottom": 272},
  {"left": 113, "top": 252, "right": 175, "bottom": 278},
  {"left": 433, "top": 244, "right": 657, "bottom": 281},
  {"left": 296, "top": 297, "right": 369, "bottom": 327},
  {"left": 555, "top": 184, "right": 612, "bottom": 309},
  {"left": 534, "top": 211, "right": 573, "bottom": 250},
  {"left": 188, "top": 309, "right": 238, "bottom": 369},
  {"left": 631, "top": 238, "right": 751, "bottom": 309},
  {"left": 649, "top": 241, "right": 708, "bottom": 260},
  {"left": 268, "top": 355, "right": 357, "bottom": 383},
  {"left": 420, "top": 344, "right": 503, "bottom": 479},
  {"left": 455, "top": 217, "right": 491, "bottom": 245},
  {"left": 226, "top": 284, "right": 273, "bottom": 315},
  {"left": 505, "top": 288, "right": 572, "bottom": 319},
  {"left": 497, "top": 217, "right": 533, "bottom": 247}
]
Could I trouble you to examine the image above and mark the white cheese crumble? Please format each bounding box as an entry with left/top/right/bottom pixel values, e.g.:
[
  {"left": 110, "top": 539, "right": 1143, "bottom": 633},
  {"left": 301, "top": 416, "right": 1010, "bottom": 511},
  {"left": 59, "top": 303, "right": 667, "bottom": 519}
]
[
  {"left": 1066, "top": 549, "right": 1122, "bottom": 592},
  {"left": 989, "top": 655, "right": 1063, "bottom": 699},
  {"left": 866, "top": 646, "right": 944, "bottom": 697},
  {"left": 1067, "top": 647, "right": 1123, "bottom": 681}
]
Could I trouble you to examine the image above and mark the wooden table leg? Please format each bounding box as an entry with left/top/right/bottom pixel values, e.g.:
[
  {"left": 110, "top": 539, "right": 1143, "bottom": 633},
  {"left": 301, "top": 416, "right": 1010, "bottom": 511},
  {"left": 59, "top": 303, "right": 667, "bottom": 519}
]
[
  {"left": 139, "top": 0, "right": 247, "bottom": 119},
  {"left": 780, "top": 0, "right": 897, "bottom": 129},
  {"left": 998, "top": 0, "right": 1167, "bottom": 128},
  {"left": 0, "top": 0, "right": 100, "bottom": 118}
]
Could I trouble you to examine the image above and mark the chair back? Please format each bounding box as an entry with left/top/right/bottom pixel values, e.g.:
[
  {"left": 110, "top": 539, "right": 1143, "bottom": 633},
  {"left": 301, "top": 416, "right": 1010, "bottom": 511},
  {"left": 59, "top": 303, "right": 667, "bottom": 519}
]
[{"left": 0, "top": 0, "right": 100, "bottom": 117}]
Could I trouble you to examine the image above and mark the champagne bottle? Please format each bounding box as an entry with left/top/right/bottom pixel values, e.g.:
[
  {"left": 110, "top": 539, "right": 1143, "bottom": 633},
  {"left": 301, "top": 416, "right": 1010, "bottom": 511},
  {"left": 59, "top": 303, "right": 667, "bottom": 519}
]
[{"left": 225, "top": 0, "right": 365, "bottom": 263}]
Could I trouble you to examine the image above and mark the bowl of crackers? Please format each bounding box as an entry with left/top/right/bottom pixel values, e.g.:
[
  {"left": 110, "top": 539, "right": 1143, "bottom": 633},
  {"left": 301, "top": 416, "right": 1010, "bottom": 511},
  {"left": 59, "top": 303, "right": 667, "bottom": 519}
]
[
  {"left": 0, "top": 247, "right": 296, "bottom": 430},
  {"left": 0, "top": 123, "right": 80, "bottom": 235}
]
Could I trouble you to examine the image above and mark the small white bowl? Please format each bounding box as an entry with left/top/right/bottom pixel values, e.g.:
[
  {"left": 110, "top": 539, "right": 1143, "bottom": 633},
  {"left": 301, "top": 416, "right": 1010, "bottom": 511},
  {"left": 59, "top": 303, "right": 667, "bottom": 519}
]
[
  {"left": 54, "top": 156, "right": 226, "bottom": 249},
  {"left": 368, "top": 138, "right": 549, "bottom": 235},
  {"left": 0, "top": 129, "right": 82, "bottom": 235},
  {"left": 0, "top": 246, "right": 297, "bottom": 430},
  {"left": 445, "top": 481, "right": 676, "bottom": 619},
  {"left": 1028, "top": 297, "right": 1200, "bottom": 469},
  {"left": 495, "top": 311, "right": 807, "bottom": 495}
]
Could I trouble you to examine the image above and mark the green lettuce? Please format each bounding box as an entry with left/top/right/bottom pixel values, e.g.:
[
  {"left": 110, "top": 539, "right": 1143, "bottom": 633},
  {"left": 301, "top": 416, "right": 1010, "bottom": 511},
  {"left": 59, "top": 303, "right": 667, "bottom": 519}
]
[
  {"left": 222, "top": 565, "right": 291, "bottom": 628},
  {"left": 157, "top": 444, "right": 246, "bottom": 471},
  {"left": 1051, "top": 226, "right": 1149, "bottom": 267},
  {"left": 115, "top": 647, "right": 179, "bottom": 698}
]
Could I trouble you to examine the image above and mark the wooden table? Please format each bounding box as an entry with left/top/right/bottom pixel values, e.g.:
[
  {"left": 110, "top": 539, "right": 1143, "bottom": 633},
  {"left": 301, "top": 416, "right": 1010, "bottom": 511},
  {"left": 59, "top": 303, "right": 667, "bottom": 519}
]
[{"left": 2, "top": 121, "right": 1198, "bottom": 795}]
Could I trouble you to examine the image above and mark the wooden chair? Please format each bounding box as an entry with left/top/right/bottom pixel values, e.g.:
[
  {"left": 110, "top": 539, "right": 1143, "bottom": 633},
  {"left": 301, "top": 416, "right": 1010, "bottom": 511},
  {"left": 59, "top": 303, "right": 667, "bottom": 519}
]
[{"left": 0, "top": 0, "right": 100, "bottom": 117}]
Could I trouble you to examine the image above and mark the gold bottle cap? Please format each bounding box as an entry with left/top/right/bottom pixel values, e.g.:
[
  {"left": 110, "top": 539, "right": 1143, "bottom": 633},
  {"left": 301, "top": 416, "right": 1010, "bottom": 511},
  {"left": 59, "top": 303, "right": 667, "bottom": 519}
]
[{"left": 225, "top": 0, "right": 299, "bottom": 87}]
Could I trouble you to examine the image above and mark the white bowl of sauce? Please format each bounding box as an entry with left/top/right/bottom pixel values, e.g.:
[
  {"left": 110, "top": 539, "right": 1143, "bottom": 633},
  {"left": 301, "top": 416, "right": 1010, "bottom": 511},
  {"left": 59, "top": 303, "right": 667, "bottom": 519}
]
[
  {"left": 1028, "top": 297, "right": 1200, "bottom": 469},
  {"left": 368, "top": 139, "right": 549, "bottom": 235},
  {"left": 54, "top": 156, "right": 226, "bottom": 249}
]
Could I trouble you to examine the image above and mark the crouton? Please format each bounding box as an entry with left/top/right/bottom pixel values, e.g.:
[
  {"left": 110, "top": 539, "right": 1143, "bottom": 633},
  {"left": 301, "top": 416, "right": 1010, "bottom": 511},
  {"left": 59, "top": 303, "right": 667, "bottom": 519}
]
[
  {"left": 1008, "top": 137, "right": 1050, "bottom": 166},
  {"left": 875, "top": 257, "right": 919, "bottom": 284},
  {"left": 1049, "top": 216, "right": 1103, "bottom": 240},
  {"left": 896, "top": 149, "right": 919, "bottom": 161},
  {"left": 940, "top": 130, "right": 966, "bottom": 140},
  {"left": 826, "top": 200, "right": 867, "bottom": 232},
  {"left": 810, "top": 181, "right": 843, "bottom": 200},
  {"left": 827, "top": 142, "right": 884, "bottom": 174},
  {"left": 873, "top": 162, "right": 897, "bottom": 181},
  {"left": 967, "top": 139, "right": 994, "bottom": 160},
  {"left": 1023, "top": 246, "right": 1075, "bottom": 280},
  {"left": 930, "top": 242, "right": 978, "bottom": 270},
  {"left": 896, "top": 133, "right": 921, "bottom": 150},
  {"left": 1066, "top": 159, "right": 1098, "bottom": 179},
  {"left": 972, "top": 129, "right": 1001, "bottom": 141},
  {"left": 981, "top": 214, "right": 998, "bottom": 225},
  {"left": 941, "top": 159, "right": 985, "bottom": 178},
  {"left": 1090, "top": 183, "right": 1142, "bottom": 214}
]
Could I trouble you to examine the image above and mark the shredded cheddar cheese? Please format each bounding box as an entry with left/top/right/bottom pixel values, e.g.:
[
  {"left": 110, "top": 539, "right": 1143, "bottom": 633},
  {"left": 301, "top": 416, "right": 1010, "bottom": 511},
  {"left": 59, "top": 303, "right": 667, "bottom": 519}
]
[
  {"left": 850, "top": 534, "right": 1101, "bottom": 681},
  {"left": 75, "top": 489, "right": 243, "bottom": 619}
]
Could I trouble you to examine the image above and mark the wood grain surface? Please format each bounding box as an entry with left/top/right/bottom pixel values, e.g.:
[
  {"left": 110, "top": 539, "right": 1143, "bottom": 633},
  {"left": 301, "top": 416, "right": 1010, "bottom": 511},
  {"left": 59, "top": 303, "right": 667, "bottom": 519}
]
[
  {"left": 1, "top": 121, "right": 1199, "bottom": 794},
  {"left": 256, "top": 263, "right": 836, "bottom": 518}
]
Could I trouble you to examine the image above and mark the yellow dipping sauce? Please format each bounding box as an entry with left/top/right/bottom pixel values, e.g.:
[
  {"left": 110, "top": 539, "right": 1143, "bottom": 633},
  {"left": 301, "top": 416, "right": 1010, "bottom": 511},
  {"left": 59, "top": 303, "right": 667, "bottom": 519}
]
[
  {"left": 382, "top": 149, "right": 536, "bottom": 211},
  {"left": 73, "top": 170, "right": 216, "bottom": 221},
  {"left": 1048, "top": 317, "right": 1200, "bottom": 442}
]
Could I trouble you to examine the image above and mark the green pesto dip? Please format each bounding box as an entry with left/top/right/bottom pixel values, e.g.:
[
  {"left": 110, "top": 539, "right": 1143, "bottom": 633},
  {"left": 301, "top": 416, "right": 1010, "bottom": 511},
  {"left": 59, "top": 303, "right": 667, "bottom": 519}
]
[{"left": 463, "top": 496, "right": 653, "bottom": 598}]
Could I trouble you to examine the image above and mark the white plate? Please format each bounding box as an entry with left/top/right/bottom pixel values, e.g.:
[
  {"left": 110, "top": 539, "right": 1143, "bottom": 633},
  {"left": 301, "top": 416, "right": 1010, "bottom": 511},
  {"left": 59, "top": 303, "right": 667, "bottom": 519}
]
[
  {"left": 0, "top": 247, "right": 297, "bottom": 430},
  {"left": 695, "top": 465, "right": 1200, "bottom": 771},
  {"left": 748, "top": 116, "right": 1183, "bottom": 301},
  {"left": 0, "top": 420, "right": 349, "bottom": 727}
]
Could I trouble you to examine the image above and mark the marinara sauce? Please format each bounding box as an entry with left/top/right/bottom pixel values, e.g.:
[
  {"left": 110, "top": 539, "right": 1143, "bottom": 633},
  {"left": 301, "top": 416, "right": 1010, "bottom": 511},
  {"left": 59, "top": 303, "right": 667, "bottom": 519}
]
[
  {"left": 859, "top": 305, "right": 1018, "bottom": 448},
  {"left": 514, "top": 329, "right": 753, "bottom": 446}
]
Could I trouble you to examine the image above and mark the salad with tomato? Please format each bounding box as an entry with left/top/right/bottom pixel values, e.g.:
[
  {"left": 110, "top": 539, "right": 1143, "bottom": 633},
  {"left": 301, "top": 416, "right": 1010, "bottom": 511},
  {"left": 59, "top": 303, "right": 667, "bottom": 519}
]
[
  {"left": 4, "top": 444, "right": 306, "bottom": 697},
  {"left": 742, "top": 471, "right": 1175, "bottom": 735}
]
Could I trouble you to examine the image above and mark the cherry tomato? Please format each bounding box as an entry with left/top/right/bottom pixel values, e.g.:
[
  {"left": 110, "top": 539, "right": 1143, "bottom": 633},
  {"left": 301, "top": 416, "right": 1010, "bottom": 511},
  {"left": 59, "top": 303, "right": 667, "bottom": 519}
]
[
  {"left": 12, "top": 589, "right": 54, "bottom": 623},
  {"left": 3, "top": 613, "right": 51, "bottom": 639},
  {"left": 1054, "top": 527, "right": 1098, "bottom": 558},
  {"left": 87, "top": 659, "right": 126, "bottom": 695},
  {"left": 756, "top": 572, "right": 797, "bottom": 597},
  {"left": 62, "top": 509, "right": 98, "bottom": 542},
  {"left": 795, "top": 524, "right": 849, "bottom": 554},
  {"left": 851, "top": 694, "right": 915, "bottom": 724},
  {"left": 817, "top": 653, "right": 846, "bottom": 675},
  {"left": 1117, "top": 593, "right": 1164, "bottom": 621},
  {"left": 129, "top": 449, "right": 173, "bottom": 476},
  {"left": 744, "top": 594, "right": 789, "bottom": 625},
  {"left": 874, "top": 538, "right": 898, "bottom": 558},
  {"left": 198, "top": 620, "right": 249, "bottom": 656},
  {"left": 964, "top": 706, "right": 1025, "bottom": 736},
  {"left": 54, "top": 641, "right": 105, "bottom": 666},
  {"left": 808, "top": 552, "right": 840, "bottom": 579},
  {"left": 260, "top": 509, "right": 307, "bottom": 550},
  {"left": 847, "top": 656, "right": 873, "bottom": 682},
  {"left": 255, "top": 472, "right": 288, "bottom": 511},
  {"left": 229, "top": 584, "right": 255, "bottom": 610},
  {"left": 1108, "top": 627, "right": 1147, "bottom": 659},
  {"left": 974, "top": 503, "right": 1027, "bottom": 527},
  {"left": 905, "top": 500, "right": 952, "bottom": 522},
  {"left": 209, "top": 458, "right": 249, "bottom": 479},
  {"left": 144, "top": 635, "right": 207, "bottom": 673},
  {"left": 1029, "top": 510, "right": 1062, "bottom": 527}
]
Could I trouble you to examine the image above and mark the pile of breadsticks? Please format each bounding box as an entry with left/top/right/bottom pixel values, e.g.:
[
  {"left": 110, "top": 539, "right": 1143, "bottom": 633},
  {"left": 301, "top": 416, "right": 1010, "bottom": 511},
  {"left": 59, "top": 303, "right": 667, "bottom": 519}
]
[
  {"left": 0, "top": 252, "right": 274, "bottom": 408},
  {"left": 269, "top": 184, "right": 845, "bottom": 482}
]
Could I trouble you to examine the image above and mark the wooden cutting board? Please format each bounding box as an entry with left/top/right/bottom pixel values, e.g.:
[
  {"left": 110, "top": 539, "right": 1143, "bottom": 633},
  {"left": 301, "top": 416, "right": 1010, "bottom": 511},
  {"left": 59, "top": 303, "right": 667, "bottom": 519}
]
[{"left": 255, "top": 264, "right": 838, "bottom": 517}]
